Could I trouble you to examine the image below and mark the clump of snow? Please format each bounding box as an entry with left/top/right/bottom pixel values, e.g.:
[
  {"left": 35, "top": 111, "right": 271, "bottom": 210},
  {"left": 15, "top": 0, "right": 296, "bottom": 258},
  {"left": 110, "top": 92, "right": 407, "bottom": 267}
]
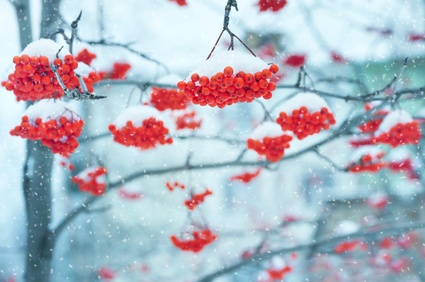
[
  {"left": 21, "top": 39, "right": 70, "bottom": 62},
  {"left": 112, "top": 105, "right": 165, "bottom": 128},
  {"left": 249, "top": 121, "right": 284, "bottom": 140},
  {"left": 157, "top": 74, "right": 182, "bottom": 85},
  {"left": 24, "top": 100, "right": 80, "bottom": 125},
  {"left": 334, "top": 220, "right": 360, "bottom": 236},
  {"left": 76, "top": 166, "right": 106, "bottom": 183},
  {"left": 75, "top": 62, "right": 93, "bottom": 77},
  {"left": 276, "top": 93, "right": 331, "bottom": 114},
  {"left": 375, "top": 110, "right": 413, "bottom": 135},
  {"left": 350, "top": 145, "right": 384, "bottom": 162},
  {"left": 185, "top": 50, "right": 269, "bottom": 81},
  {"left": 386, "top": 148, "right": 412, "bottom": 162}
]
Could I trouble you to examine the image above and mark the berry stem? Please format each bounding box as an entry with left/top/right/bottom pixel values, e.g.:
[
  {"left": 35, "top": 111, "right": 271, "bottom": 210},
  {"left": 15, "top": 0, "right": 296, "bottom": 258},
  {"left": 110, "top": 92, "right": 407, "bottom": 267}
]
[{"left": 69, "top": 10, "right": 83, "bottom": 54}]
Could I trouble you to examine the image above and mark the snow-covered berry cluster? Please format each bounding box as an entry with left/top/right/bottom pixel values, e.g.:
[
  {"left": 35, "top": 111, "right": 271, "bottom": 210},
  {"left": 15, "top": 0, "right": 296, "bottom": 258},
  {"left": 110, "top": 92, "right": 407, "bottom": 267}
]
[
  {"left": 275, "top": 93, "right": 335, "bottom": 140},
  {"left": 170, "top": 229, "right": 217, "bottom": 252},
  {"left": 184, "top": 189, "right": 213, "bottom": 211},
  {"left": 98, "top": 62, "right": 131, "bottom": 80},
  {"left": 358, "top": 104, "right": 389, "bottom": 133},
  {"left": 230, "top": 168, "right": 262, "bottom": 183},
  {"left": 258, "top": 0, "right": 287, "bottom": 12},
  {"left": 247, "top": 122, "right": 293, "bottom": 163},
  {"left": 150, "top": 87, "right": 190, "bottom": 111},
  {"left": 72, "top": 166, "right": 107, "bottom": 196},
  {"left": 108, "top": 105, "right": 173, "bottom": 150},
  {"left": 348, "top": 147, "right": 386, "bottom": 173},
  {"left": 175, "top": 111, "right": 202, "bottom": 130},
  {"left": 178, "top": 51, "right": 279, "bottom": 108},
  {"left": 10, "top": 100, "right": 83, "bottom": 157}
]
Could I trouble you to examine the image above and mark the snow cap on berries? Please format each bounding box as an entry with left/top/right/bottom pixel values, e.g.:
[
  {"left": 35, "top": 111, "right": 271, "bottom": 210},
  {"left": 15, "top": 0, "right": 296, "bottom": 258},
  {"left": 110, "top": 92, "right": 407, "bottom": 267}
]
[
  {"left": 250, "top": 121, "right": 285, "bottom": 140},
  {"left": 111, "top": 105, "right": 165, "bottom": 129},
  {"left": 24, "top": 100, "right": 80, "bottom": 124},
  {"left": 21, "top": 38, "right": 69, "bottom": 62},
  {"left": 334, "top": 220, "right": 360, "bottom": 236},
  {"left": 186, "top": 51, "right": 269, "bottom": 81},
  {"left": 276, "top": 92, "right": 332, "bottom": 114},
  {"left": 375, "top": 110, "right": 413, "bottom": 135}
]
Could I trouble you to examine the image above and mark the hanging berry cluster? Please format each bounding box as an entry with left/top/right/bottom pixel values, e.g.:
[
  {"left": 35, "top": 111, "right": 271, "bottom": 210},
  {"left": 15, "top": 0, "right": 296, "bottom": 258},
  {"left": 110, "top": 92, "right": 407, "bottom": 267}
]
[
  {"left": 184, "top": 189, "right": 213, "bottom": 211},
  {"left": 75, "top": 48, "right": 97, "bottom": 66},
  {"left": 10, "top": 100, "right": 83, "bottom": 157},
  {"left": 348, "top": 151, "right": 386, "bottom": 173},
  {"left": 258, "top": 0, "right": 288, "bottom": 12},
  {"left": 230, "top": 168, "right": 262, "bottom": 183},
  {"left": 358, "top": 104, "right": 389, "bottom": 133},
  {"left": 175, "top": 111, "right": 202, "bottom": 130},
  {"left": 98, "top": 62, "right": 131, "bottom": 80},
  {"left": 177, "top": 51, "right": 279, "bottom": 108},
  {"left": 109, "top": 106, "right": 173, "bottom": 150},
  {"left": 150, "top": 87, "right": 190, "bottom": 111},
  {"left": 334, "top": 240, "right": 359, "bottom": 254},
  {"left": 388, "top": 158, "right": 418, "bottom": 180},
  {"left": 267, "top": 266, "right": 292, "bottom": 281},
  {"left": 166, "top": 181, "right": 185, "bottom": 191},
  {"left": 276, "top": 93, "right": 336, "bottom": 140},
  {"left": 247, "top": 122, "right": 293, "bottom": 163},
  {"left": 170, "top": 229, "right": 217, "bottom": 252},
  {"left": 72, "top": 166, "right": 107, "bottom": 196}
]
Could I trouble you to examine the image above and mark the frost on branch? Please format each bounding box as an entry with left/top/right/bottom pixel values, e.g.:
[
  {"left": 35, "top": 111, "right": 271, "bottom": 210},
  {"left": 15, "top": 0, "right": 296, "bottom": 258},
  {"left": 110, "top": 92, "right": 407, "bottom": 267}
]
[
  {"left": 247, "top": 121, "right": 292, "bottom": 163},
  {"left": 10, "top": 100, "right": 83, "bottom": 157},
  {"left": 108, "top": 105, "right": 173, "bottom": 150},
  {"left": 275, "top": 93, "right": 336, "bottom": 140},
  {"left": 347, "top": 146, "right": 386, "bottom": 173},
  {"left": 373, "top": 110, "right": 421, "bottom": 147},
  {"left": 72, "top": 166, "right": 107, "bottom": 196},
  {"left": 177, "top": 51, "right": 279, "bottom": 108}
]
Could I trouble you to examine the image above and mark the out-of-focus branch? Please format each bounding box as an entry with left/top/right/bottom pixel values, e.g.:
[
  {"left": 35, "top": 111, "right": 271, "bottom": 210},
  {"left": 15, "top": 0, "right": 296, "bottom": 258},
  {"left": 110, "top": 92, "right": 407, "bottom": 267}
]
[{"left": 197, "top": 221, "right": 425, "bottom": 282}]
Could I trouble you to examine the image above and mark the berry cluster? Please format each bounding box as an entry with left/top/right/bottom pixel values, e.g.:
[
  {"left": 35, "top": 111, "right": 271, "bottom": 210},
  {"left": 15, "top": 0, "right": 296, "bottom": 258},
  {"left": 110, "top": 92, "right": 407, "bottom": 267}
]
[
  {"left": 109, "top": 118, "right": 173, "bottom": 150},
  {"left": 348, "top": 153, "right": 386, "bottom": 173},
  {"left": 169, "top": 0, "right": 187, "bottom": 6},
  {"left": 230, "top": 168, "right": 262, "bottom": 183},
  {"left": 98, "top": 267, "right": 116, "bottom": 280},
  {"left": 366, "top": 193, "right": 388, "bottom": 210},
  {"left": 258, "top": 0, "right": 287, "bottom": 12},
  {"left": 166, "top": 181, "right": 185, "bottom": 191},
  {"left": 98, "top": 62, "right": 131, "bottom": 80},
  {"left": 10, "top": 115, "right": 84, "bottom": 157},
  {"left": 267, "top": 266, "right": 292, "bottom": 281},
  {"left": 184, "top": 189, "right": 212, "bottom": 211},
  {"left": 75, "top": 48, "right": 97, "bottom": 66},
  {"left": 82, "top": 72, "right": 101, "bottom": 93},
  {"left": 334, "top": 240, "right": 359, "bottom": 254},
  {"left": 373, "top": 121, "right": 421, "bottom": 147},
  {"left": 276, "top": 107, "right": 336, "bottom": 140},
  {"left": 283, "top": 54, "right": 305, "bottom": 68},
  {"left": 175, "top": 111, "right": 202, "bottom": 130},
  {"left": 118, "top": 187, "right": 142, "bottom": 200},
  {"left": 388, "top": 158, "right": 418, "bottom": 180},
  {"left": 150, "top": 87, "right": 190, "bottom": 111},
  {"left": 60, "top": 161, "right": 75, "bottom": 171},
  {"left": 247, "top": 135, "right": 293, "bottom": 163},
  {"left": 72, "top": 167, "right": 107, "bottom": 196},
  {"left": 170, "top": 229, "right": 217, "bottom": 252},
  {"left": 358, "top": 111, "right": 388, "bottom": 133},
  {"left": 2, "top": 54, "right": 81, "bottom": 101},
  {"left": 379, "top": 237, "right": 393, "bottom": 249},
  {"left": 177, "top": 65, "right": 279, "bottom": 108}
]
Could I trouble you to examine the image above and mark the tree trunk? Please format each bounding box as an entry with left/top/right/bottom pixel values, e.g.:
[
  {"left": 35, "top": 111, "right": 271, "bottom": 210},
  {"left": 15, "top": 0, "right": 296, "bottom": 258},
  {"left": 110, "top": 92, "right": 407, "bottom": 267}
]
[{"left": 12, "top": 0, "right": 62, "bottom": 281}]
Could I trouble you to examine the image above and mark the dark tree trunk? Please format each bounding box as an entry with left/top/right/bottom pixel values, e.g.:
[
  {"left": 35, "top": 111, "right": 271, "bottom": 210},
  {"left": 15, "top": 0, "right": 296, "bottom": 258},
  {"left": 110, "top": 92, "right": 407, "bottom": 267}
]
[{"left": 11, "top": 0, "right": 62, "bottom": 281}]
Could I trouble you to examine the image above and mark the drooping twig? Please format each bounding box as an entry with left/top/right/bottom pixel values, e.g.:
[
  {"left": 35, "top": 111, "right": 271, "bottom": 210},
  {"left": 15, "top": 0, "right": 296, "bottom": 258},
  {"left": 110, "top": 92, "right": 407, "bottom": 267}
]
[{"left": 69, "top": 10, "right": 82, "bottom": 54}]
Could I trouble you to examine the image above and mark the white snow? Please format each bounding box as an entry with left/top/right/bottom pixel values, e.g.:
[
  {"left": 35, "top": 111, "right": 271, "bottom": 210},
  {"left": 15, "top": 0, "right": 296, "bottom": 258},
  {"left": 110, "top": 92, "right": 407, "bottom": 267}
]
[
  {"left": 275, "top": 93, "right": 331, "bottom": 114},
  {"left": 112, "top": 105, "right": 165, "bottom": 128},
  {"left": 23, "top": 100, "right": 80, "bottom": 125},
  {"left": 350, "top": 146, "right": 384, "bottom": 162},
  {"left": 21, "top": 38, "right": 70, "bottom": 62},
  {"left": 375, "top": 110, "right": 413, "bottom": 135},
  {"left": 156, "top": 74, "right": 182, "bottom": 85},
  {"left": 185, "top": 50, "right": 269, "bottom": 82},
  {"left": 74, "top": 62, "right": 93, "bottom": 77},
  {"left": 249, "top": 121, "right": 284, "bottom": 140},
  {"left": 333, "top": 220, "right": 360, "bottom": 236},
  {"left": 367, "top": 192, "right": 388, "bottom": 206},
  {"left": 386, "top": 148, "right": 412, "bottom": 162}
]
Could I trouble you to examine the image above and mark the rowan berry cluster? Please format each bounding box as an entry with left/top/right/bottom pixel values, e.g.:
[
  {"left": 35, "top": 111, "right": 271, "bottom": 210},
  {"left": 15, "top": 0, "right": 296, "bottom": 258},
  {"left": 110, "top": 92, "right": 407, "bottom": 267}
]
[
  {"left": 276, "top": 107, "right": 336, "bottom": 140},
  {"left": 72, "top": 167, "right": 107, "bottom": 196},
  {"left": 118, "top": 187, "right": 142, "bottom": 200},
  {"left": 169, "top": 0, "right": 187, "bottom": 6},
  {"left": 334, "top": 240, "right": 359, "bottom": 254},
  {"left": 75, "top": 48, "right": 97, "bottom": 66},
  {"left": 150, "top": 87, "right": 190, "bottom": 111},
  {"left": 166, "top": 181, "right": 185, "bottom": 191},
  {"left": 348, "top": 153, "right": 386, "bottom": 173},
  {"left": 170, "top": 229, "right": 217, "bottom": 252},
  {"left": 60, "top": 161, "right": 75, "bottom": 171},
  {"left": 267, "top": 266, "right": 292, "bottom": 281},
  {"left": 366, "top": 193, "right": 388, "bottom": 210},
  {"left": 177, "top": 65, "right": 279, "bottom": 108},
  {"left": 358, "top": 110, "right": 389, "bottom": 133},
  {"left": 388, "top": 158, "right": 418, "bottom": 180},
  {"left": 373, "top": 121, "right": 421, "bottom": 147},
  {"left": 258, "top": 0, "right": 287, "bottom": 12},
  {"left": 98, "top": 62, "right": 131, "bottom": 80},
  {"left": 10, "top": 115, "right": 84, "bottom": 157},
  {"left": 109, "top": 118, "right": 173, "bottom": 150},
  {"left": 175, "top": 111, "right": 202, "bottom": 130},
  {"left": 2, "top": 54, "right": 81, "bottom": 101},
  {"left": 184, "top": 189, "right": 212, "bottom": 211},
  {"left": 230, "top": 168, "right": 262, "bottom": 183},
  {"left": 247, "top": 135, "right": 293, "bottom": 163},
  {"left": 283, "top": 54, "right": 305, "bottom": 67}
]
